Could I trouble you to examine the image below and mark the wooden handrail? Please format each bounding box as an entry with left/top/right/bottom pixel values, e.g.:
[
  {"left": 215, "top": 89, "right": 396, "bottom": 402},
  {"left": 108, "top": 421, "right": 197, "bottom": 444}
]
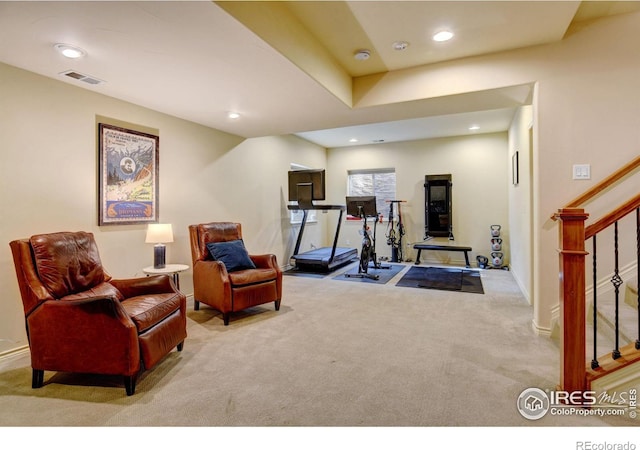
[
  {"left": 551, "top": 155, "right": 640, "bottom": 220},
  {"left": 584, "top": 192, "right": 640, "bottom": 239}
]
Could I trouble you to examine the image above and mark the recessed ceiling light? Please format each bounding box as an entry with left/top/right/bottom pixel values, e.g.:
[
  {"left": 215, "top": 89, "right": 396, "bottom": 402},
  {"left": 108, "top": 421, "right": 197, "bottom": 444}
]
[
  {"left": 54, "top": 43, "right": 86, "bottom": 59},
  {"left": 354, "top": 49, "right": 371, "bottom": 61},
  {"left": 469, "top": 125, "right": 480, "bottom": 131},
  {"left": 349, "top": 138, "right": 359, "bottom": 143},
  {"left": 392, "top": 41, "right": 409, "bottom": 51},
  {"left": 433, "top": 30, "right": 454, "bottom": 42},
  {"left": 227, "top": 112, "right": 240, "bottom": 119}
]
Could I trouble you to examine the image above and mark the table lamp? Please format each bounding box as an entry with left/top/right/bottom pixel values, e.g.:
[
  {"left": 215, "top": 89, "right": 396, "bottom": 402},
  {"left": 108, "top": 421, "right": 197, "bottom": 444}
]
[{"left": 145, "top": 223, "right": 173, "bottom": 268}]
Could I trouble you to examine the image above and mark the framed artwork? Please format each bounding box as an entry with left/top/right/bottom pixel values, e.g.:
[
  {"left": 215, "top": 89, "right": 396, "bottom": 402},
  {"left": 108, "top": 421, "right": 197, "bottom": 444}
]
[
  {"left": 98, "top": 123, "right": 159, "bottom": 225},
  {"left": 512, "top": 151, "right": 519, "bottom": 186}
]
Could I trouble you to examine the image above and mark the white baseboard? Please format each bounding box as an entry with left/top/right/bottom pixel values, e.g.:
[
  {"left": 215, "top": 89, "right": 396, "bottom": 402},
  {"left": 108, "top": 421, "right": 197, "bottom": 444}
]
[
  {"left": 0, "top": 346, "right": 29, "bottom": 370},
  {"left": 532, "top": 319, "right": 553, "bottom": 338}
]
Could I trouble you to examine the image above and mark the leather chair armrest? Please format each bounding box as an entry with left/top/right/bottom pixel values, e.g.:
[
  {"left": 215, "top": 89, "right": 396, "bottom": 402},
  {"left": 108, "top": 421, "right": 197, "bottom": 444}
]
[
  {"left": 250, "top": 254, "right": 280, "bottom": 270},
  {"left": 41, "top": 295, "right": 135, "bottom": 331},
  {"left": 193, "top": 260, "right": 232, "bottom": 310},
  {"left": 27, "top": 296, "right": 140, "bottom": 375},
  {"left": 251, "top": 254, "right": 282, "bottom": 299},
  {"left": 110, "top": 275, "right": 178, "bottom": 298}
]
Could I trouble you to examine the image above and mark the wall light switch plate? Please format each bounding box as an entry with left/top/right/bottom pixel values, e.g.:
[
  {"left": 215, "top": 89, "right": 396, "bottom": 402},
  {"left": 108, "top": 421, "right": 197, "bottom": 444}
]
[{"left": 573, "top": 164, "right": 591, "bottom": 180}]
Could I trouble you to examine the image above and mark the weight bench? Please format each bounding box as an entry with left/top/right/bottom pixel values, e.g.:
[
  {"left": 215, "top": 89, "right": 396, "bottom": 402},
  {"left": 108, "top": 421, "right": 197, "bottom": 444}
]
[{"left": 413, "top": 243, "right": 472, "bottom": 268}]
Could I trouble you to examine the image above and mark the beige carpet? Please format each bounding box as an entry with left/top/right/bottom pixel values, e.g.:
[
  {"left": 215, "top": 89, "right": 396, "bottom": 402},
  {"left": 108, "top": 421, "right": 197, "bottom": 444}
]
[{"left": 0, "top": 264, "right": 636, "bottom": 430}]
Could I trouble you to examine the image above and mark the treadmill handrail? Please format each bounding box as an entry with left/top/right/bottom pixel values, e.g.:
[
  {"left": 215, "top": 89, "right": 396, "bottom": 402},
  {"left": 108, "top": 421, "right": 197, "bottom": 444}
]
[
  {"left": 287, "top": 204, "right": 345, "bottom": 211},
  {"left": 330, "top": 208, "right": 344, "bottom": 261}
]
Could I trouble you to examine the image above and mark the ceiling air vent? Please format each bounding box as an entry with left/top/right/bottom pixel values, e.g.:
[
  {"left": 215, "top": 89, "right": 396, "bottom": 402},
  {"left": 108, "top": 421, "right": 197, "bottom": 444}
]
[{"left": 59, "top": 70, "right": 104, "bottom": 85}]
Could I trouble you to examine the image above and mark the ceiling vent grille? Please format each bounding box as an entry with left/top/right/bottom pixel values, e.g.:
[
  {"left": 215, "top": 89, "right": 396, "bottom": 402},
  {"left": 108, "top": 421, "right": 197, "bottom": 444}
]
[{"left": 59, "top": 70, "right": 104, "bottom": 85}]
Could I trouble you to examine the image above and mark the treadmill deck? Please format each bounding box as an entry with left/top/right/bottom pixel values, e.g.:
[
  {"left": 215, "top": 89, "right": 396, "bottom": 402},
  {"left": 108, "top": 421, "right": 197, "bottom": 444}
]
[{"left": 292, "top": 247, "right": 357, "bottom": 272}]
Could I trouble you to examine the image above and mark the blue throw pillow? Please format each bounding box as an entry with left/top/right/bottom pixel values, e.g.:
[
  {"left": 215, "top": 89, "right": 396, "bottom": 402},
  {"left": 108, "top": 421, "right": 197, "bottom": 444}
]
[{"left": 206, "top": 239, "right": 256, "bottom": 272}]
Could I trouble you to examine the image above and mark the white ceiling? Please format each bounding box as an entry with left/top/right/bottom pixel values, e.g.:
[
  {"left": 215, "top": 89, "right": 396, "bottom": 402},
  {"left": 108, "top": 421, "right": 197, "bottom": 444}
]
[{"left": 1, "top": 1, "right": 638, "bottom": 148}]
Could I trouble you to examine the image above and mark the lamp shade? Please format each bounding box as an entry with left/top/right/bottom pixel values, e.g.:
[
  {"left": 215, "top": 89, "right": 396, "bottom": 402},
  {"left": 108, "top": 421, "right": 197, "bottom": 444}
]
[{"left": 145, "top": 224, "right": 174, "bottom": 244}]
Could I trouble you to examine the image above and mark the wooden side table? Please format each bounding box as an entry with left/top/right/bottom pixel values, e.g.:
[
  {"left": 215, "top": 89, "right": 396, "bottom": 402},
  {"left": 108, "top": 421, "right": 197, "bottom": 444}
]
[{"left": 143, "top": 264, "right": 189, "bottom": 290}]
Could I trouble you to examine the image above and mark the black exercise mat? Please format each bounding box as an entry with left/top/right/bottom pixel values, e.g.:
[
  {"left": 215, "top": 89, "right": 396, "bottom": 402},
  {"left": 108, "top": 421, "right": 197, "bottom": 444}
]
[
  {"left": 334, "top": 262, "right": 405, "bottom": 285},
  {"left": 419, "top": 267, "right": 463, "bottom": 290},
  {"left": 396, "top": 266, "right": 484, "bottom": 294}
]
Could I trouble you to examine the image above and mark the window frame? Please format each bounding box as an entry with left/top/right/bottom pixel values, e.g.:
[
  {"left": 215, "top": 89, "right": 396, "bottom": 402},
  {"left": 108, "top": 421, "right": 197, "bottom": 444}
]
[{"left": 346, "top": 168, "right": 396, "bottom": 220}]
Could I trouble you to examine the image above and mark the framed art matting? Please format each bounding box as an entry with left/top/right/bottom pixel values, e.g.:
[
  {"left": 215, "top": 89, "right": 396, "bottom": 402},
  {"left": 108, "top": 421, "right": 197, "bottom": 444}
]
[{"left": 98, "top": 123, "right": 159, "bottom": 225}]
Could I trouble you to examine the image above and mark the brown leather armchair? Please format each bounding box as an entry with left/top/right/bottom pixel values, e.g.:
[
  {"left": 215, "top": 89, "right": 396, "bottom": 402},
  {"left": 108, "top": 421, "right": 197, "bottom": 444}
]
[
  {"left": 189, "top": 222, "right": 282, "bottom": 325},
  {"left": 9, "top": 231, "right": 187, "bottom": 396}
]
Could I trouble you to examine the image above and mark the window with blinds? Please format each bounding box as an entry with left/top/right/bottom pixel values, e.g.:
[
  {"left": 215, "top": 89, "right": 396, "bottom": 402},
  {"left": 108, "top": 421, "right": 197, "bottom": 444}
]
[{"left": 347, "top": 169, "right": 396, "bottom": 217}]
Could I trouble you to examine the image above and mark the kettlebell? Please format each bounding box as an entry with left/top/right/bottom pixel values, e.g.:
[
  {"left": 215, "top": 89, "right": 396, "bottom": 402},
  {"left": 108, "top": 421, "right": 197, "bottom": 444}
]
[
  {"left": 490, "top": 225, "right": 501, "bottom": 237},
  {"left": 491, "top": 238, "right": 502, "bottom": 251},
  {"left": 476, "top": 255, "right": 489, "bottom": 269},
  {"left": 491, "top": 251, "right": 503, "bottom": 267}
]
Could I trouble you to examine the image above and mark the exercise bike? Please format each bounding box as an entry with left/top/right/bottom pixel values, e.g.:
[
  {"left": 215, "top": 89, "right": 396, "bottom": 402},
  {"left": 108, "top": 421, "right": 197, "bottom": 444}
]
[{"left": 345, "top": 196, "right": 388, "bottom": 280}]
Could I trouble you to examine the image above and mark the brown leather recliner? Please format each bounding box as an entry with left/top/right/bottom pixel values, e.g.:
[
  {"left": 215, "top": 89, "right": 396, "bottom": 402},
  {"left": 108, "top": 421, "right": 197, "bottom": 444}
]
[
  {"left": 189, "top": 222, "right": 282, "bottom": 325},
  {"left": 9, "top": 231, "right": 187, "bottom": 396}
]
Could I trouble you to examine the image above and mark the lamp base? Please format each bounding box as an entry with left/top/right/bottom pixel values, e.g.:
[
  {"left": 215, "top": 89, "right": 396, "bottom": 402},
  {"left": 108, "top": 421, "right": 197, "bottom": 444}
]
[{"left": 153, "top": 244, "right": 166, "bottom": 269}]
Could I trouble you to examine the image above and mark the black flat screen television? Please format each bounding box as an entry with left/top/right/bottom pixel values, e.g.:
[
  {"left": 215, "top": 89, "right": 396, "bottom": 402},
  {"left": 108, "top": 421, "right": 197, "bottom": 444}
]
[
  {"left": 346, "top": 196, "right": 377, "bottom": 218},
  {"left": 288, "top": 169, "right": 326, "bottom": 203}
]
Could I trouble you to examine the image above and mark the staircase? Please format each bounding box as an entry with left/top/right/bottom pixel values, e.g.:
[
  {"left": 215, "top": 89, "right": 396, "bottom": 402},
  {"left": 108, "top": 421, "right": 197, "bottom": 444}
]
[{"left": 554, "top": 155, "right": 640, "bottom": 394}]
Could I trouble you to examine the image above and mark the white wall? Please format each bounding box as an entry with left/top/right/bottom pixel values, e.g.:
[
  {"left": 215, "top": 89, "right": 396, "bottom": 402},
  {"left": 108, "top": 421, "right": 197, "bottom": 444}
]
[
  {"left": 327, "top": 133, "right": 509, "bottom": 266},
  {"left": 0, "top": 62, "right": 326, "bottom": 355},
  {"left": 508, "top": 105, "right": 534, "bottom": 304}
]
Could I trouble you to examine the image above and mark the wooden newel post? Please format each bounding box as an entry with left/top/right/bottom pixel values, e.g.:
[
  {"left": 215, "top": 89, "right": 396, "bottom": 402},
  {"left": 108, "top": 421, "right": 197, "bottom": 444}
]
[{"left": 555, "top": 208, "right": 589, "bottom": 393}]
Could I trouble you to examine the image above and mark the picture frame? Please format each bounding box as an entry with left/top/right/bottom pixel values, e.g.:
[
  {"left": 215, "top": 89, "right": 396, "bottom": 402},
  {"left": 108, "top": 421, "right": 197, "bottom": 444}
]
[
  {"left": 98, "top": 123, "right": 159, "bottom": 225},
  {"left": 512, "top": 151, "right": 519, "bottom": 186}
]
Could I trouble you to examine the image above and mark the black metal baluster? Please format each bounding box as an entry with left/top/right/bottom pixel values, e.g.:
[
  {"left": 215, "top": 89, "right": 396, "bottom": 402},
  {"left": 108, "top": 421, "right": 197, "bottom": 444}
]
[
  {"left": 611, "top": 221, "right": 623, "bottom": 360},
  {"left": 591, "top": 235, "right": 599, "bottom": 369},
  {"left": 636, "top": 207, "right": 640, "bottom": 350}
]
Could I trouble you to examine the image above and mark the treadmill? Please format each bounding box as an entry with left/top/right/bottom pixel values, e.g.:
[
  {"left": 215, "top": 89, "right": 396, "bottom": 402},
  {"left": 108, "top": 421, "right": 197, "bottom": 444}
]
[{"left": 287, "top": 178, "right": 357, "bottom": 272}]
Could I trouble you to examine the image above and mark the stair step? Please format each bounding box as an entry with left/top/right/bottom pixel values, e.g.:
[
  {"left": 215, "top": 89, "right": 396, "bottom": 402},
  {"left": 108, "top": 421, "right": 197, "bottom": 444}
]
[{"left": 587, "top": 341, "right": 640, "bottom": 389}]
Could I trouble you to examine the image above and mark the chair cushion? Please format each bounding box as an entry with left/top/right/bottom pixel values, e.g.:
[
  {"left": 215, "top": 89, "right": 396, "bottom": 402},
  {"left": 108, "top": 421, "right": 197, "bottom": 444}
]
[
  {"left": 30, "top": 231, "right": 106, "bottom": 298},
  {"left": 121, "top": 292, "right": 183, "bottom": 333},
  {"left": 206, "top": 239, "right": 256, "bottom": 272},
  {"left": 228, "top": 267, "right": 278, "bottom": 287}
]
